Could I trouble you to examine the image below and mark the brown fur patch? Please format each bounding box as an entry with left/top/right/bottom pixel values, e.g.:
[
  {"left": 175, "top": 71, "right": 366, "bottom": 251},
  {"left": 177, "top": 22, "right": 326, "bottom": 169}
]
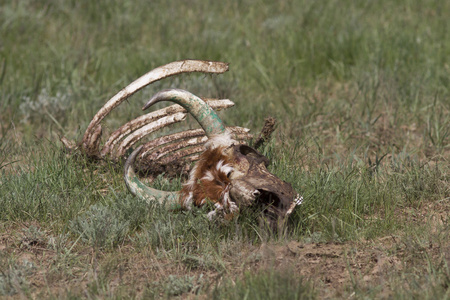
[{"left": 180, "top": 147, "right": 233, "bottom": 207}]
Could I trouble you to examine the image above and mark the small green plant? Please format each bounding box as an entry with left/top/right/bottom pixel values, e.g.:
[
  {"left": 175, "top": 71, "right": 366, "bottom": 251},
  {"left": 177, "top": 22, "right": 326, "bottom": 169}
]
[
  {"left": 69, "top": 204, "right": 129, "bottom": 249},
  {"left": 142, "top": 274, "right": 203, "bottom": 299},
  {"left": 164, "top": 274, "right": 197, "bottom": 297},
  {"left": 0, "top": 258, "right": 35, "bottom": 296},
  {"left": 0, "top": 124, "right": 18, "bottom": 172},
  {"left": 212, "top": 270, "right": 315, "bottom": 300},
  {"left": 20, "top": 225, "right": 48, "bottom": 249},
  {"left": 426, "top": 99, "right": 450, "bottom": 153},
  {"left": 19, "top": 88, "right": 72, "bottom": 127}
]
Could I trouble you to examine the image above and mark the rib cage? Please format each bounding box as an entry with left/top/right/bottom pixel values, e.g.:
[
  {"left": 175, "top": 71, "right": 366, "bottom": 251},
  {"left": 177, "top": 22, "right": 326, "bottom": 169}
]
[
  {"left": 140, "top": 127, "right": 251, "bottom": 162},
  {"left": 101, "top": 99, "right": 236, "bottom": 157},
  {"left": 103, "top": 99, "right": 250, "bottom": 160},
  {"left": 61, "top": 60, "right": 253, "bottom": 179}
]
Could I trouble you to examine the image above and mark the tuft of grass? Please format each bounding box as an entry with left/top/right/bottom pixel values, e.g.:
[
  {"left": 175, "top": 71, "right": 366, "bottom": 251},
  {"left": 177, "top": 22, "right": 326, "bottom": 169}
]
[
  {"left": 69, "top": 204, "right": 129, "bottom": 249},
  {"left": 0, "top": 257, "right": 35, "bottom": 297},
  {"left": 163, "top": 274, "right": 199, "bottom": 297},
  {"left": 0, "top": 143, "right": 103, "bottom": 225},
  {"left": 212, "top": 270, "right": 316, "bottom": 300}
]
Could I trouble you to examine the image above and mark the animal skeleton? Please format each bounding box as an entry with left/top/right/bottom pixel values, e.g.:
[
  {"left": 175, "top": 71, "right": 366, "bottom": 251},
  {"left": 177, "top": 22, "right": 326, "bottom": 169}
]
[{"left": 62, "top": 60, "right": 302, "bottom": 227}]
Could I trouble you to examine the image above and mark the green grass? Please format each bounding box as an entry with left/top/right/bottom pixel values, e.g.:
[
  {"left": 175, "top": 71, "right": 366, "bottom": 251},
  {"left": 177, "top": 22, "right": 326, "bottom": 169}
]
[
  {"left": 212, "top": 270, "right": 315, "bottom": 300},
  {"left": 1, "top": 0, "right": 449, "bottom": 298}
]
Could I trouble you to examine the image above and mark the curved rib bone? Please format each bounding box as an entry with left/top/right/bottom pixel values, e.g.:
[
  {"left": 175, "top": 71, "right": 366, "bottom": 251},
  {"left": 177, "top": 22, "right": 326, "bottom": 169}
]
[
  {"left": 154, "top": 131, "right": 251, "bottom": 166},
  {"left": 146, "top": 135, "right": 208, "bottom": 161},
  {"left": 139, "top": 128, "right": 205, "bottom": 159},
  {"left": 114, "top": 112, "right": 187, "bottom": 159},
  {"left": 101, "top": 105, "right": 187, "bottom": 157},
  {"left": 82, "top": 60, "right": 229, "bottom": 156},
  {"left": 159, "top": 145, "right": 205, "bottom": 165},
  {"left": 141, "top": 127, "right": 251, "bottom": 162},
  {"left": 101, "top": 99, "right": 236, "bottom": 158},
  {"left": 139, "top": 126, "right": 251, "bottom": 160}
]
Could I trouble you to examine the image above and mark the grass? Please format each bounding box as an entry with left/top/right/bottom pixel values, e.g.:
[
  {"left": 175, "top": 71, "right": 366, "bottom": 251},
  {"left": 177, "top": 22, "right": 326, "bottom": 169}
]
[{"left": 1, "top": 0, "right": 449, "bottom": 298}]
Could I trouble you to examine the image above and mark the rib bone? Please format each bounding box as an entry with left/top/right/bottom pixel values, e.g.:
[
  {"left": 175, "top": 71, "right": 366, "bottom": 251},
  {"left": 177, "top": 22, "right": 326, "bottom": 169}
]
[
  {"left": 135, "top": 128, "right": 252, "bottom": 180},
  {"left": 139, "top": 128, "right": 206, "bottom": 159},
  {"left": 146, "top": 135, "right": 208, "bottom": 161},
  {"left": 114, "top": 112, "right": 187, "bottom": 159},
  {"left": 115, "top": 118, "right": 252, "bottom": 161},
  {"left": 101, "top": 99, "right": 235, "bottom": 158},
  {"left": 147, "top": 132, "right": 253, "bottom": 165},
  {"left": 81, "top": 60, "right": 229, "bottom": 156},
  {"left": 140, "top": 127, "right": 252, "bottom": 161}
]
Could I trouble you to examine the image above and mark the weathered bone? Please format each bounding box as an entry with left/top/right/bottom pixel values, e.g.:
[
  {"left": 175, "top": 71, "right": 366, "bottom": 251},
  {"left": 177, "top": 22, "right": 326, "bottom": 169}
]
[
  {"left": 146, "top": 136, "right": 207, "bottom": 161},
  {"left": 101, "top": 104, "right": 187, "bottom": 157},
  {"left": 145, "top": 132, "right": 252, "bottom": 162},
  {"left": 139, "top": 127, "right": 251, "bottom": 160},
  {"left": 62, "top": 60, "right": 253, "bottom": 180},
  {"left": 253, "top": 116, "right": 277, "bottom": 149},
  {"left": 101, "top": 99, "right": 237, "bottom": 159},
  {"left": 139, "top": 128, "right": 206, "bottom": 159},
  {"left": 81, "top": 60, "right": 229, "bottom": 156},
  {"left": 158, "top": 145, "right": 204, "bottom": 165},
  {"left": 148, "top": 132, "right": 253, "bottom": 166},
  {"left": 114, "top": 112, "right": 187, "bottom": 159}
]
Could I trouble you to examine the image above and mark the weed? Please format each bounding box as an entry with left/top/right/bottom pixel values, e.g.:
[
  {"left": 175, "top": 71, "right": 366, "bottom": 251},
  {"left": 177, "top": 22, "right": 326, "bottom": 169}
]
[
  {"left": 212, "top": 270, "right": 315, "bottom": 300},
  {"left": 0, "top": 257, "right": 35, "bottom": 297},
  {"left": 69, "top": 204, "right": 129, "bottom": 249},
  {"left": 425, "top": 97, "right": 450, "bottom": 152},
  {"left": 0, "top": 124, "right": 18, "bottom": 173},
  {"left": 164, "top": 274, "right": 199, "bottom": 297}
]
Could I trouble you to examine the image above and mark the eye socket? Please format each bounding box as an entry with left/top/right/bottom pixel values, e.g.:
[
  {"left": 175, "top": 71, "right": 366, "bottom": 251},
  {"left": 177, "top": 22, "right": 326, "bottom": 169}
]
[
  {"left": 238, "top": 145, "right": 259, "bottom": 156},
  {"left": 237, "top": 145, "right": 270, "bottom": 167},
  {"left": 227, "top": 170, "right": 233, "bottom": 178}
]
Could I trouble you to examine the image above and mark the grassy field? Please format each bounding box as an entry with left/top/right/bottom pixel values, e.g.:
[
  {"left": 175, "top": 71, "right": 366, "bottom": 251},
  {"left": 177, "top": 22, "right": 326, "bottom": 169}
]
[{"left": 1, "top": 0, "right": 449, "bottom": 298}]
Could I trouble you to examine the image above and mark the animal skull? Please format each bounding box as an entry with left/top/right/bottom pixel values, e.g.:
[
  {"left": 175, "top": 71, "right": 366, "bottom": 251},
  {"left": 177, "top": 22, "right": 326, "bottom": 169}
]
[{"left": 124, "top": 88, "right": 301, "bottom": 227}]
